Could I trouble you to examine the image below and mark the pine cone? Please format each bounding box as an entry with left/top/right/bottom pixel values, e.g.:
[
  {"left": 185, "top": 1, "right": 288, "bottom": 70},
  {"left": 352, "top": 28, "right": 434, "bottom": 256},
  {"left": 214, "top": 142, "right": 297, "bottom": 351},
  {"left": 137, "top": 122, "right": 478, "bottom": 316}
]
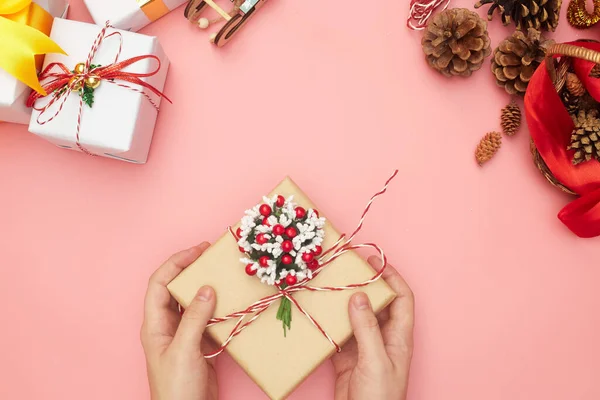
[
  {"left": 568, "top": 109, "right": 600, "bottom": 164},
  {"left": 561, "top": 90, "right": 598, "bottom": 116},
  {"left": 500, "top": 100, "right": 522, "bottom": 136},
  {"left": 476, "top": 132, "right": 502, "bottom": 165},
  {"left": 422, "top": 8, "right": 492, "bottom": 78},
  {"left": 566, "top": 72, "right": 585, "bottom": 96},
  {"left": 474, "top": 0, "right": 562, "bottom": 31},
  {"left": 590, "top": 65, "right": 600, "bottom": 78},
  {"left": 491, "top": 28, "right": 553, "bottom": 96}
]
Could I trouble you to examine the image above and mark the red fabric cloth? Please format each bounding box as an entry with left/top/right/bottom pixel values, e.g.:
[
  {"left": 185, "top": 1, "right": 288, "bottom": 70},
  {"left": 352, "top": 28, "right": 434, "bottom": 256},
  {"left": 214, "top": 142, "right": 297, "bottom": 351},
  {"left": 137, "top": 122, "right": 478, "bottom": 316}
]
[{"left": 525, "top": 41, "right": 600, "bottom": 238}]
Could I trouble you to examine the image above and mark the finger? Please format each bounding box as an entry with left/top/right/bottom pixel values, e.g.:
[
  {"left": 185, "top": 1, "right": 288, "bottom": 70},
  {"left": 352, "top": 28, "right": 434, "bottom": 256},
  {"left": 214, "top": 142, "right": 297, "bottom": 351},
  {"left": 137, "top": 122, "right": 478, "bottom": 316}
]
[
  {"left": 369, "top": 256, "right": 414, "bottom": 364},
  {"left": 142, "top": 243, "right": 210, "bottom": 349},
  {"left": 172, "top": 286, "right": 216, "bottom": 352},
  {"left": 349, "top": 292, "right": 388, "bottom": 366}
]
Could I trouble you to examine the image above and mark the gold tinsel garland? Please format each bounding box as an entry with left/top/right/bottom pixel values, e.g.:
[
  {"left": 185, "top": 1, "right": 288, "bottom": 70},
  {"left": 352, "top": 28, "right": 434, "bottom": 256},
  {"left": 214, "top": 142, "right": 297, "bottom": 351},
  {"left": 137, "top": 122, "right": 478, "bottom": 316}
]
[{"left": 567, "top": 0, "right": 600, "bottom": 28}]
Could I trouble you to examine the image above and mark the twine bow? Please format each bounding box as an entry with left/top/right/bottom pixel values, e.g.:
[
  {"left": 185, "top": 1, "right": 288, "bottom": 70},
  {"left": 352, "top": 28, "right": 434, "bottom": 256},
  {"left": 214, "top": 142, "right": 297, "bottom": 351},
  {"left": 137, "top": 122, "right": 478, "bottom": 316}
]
[
  {"left": 26, "top": 22, "right": 171, "bottom": 155},
  {"left": 201, "top": 170, "right": 398, "bottom": 359},
  {"left": 0, "top": 0, "right": 65, "bottom": 94}
]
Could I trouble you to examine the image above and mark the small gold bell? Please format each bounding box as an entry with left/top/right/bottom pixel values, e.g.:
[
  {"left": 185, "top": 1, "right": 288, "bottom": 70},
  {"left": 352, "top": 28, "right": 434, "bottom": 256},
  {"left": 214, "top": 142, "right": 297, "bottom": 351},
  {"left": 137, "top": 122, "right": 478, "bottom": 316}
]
[
  {"left": 69, "top": 77, "right": 83, "bottom": 91},
  {"left": 74, "top": 62, "right": 86, "bottom": 75},
  {"left": 85, "top": 75, "right": 101, "bottom": 89}
]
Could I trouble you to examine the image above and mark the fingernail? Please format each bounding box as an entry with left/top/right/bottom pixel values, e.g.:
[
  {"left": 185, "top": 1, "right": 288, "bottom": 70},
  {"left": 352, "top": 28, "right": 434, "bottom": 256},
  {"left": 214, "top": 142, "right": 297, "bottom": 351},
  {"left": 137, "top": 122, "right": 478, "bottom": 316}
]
[
  {"left": 352, "top": 293, "right": 370, "bottom": 310},
  {"left": 198, "top": 286, "right": 213, "bottom": 302}
]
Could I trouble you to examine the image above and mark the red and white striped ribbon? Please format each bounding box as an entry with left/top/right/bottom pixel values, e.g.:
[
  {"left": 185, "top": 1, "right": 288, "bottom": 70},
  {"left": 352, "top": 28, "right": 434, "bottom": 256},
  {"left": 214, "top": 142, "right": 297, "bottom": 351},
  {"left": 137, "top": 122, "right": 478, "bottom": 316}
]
[
  {"left": 201, "top": 170, "right": 398, "bottom": 359},
  {"left": 407, "top": 0, "right": 451, "bottom": 30}
]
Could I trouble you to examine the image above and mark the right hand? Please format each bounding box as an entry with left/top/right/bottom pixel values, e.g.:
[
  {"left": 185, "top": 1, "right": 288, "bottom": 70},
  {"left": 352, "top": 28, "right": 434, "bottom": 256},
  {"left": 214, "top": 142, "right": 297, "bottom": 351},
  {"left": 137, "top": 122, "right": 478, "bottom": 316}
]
[{"left": 332, "top": 257, "right": 415, "bottom": 400}]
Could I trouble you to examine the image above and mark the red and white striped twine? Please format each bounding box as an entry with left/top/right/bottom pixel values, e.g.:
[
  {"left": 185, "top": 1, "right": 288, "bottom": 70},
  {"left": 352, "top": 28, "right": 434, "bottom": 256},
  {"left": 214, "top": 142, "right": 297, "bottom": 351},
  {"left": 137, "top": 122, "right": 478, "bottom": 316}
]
[
  {"left": 407, "top": 0, "right": 451, "bottom": 30},
  {"left": 200, "top": 170, "right": 399, "bottom": 359},
  {"left": 29, "top": 22, "right": 169, "bottom": 156}
]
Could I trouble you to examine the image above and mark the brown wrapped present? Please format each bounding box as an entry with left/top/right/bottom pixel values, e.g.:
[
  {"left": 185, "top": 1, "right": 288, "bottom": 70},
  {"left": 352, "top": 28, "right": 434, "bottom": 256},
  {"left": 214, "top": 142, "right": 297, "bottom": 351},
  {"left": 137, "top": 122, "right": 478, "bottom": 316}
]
[{"left": 167, "top": 176, "right": 396, "bottom": 400}]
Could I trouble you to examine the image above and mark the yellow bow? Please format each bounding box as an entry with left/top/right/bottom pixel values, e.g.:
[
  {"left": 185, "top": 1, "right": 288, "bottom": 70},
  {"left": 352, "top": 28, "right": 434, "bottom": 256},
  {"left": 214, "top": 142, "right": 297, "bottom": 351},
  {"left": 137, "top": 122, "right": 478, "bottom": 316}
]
[{"left": 0, "top": 0, "right": 65, "bottom": 95}]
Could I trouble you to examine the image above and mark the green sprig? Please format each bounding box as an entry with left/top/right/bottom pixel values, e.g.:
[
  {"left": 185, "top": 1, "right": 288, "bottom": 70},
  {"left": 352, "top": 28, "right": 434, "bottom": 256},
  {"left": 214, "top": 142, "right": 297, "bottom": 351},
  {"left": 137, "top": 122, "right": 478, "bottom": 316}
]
[{"left": 276, "top": 295, "right": 293, "bottom": 336}]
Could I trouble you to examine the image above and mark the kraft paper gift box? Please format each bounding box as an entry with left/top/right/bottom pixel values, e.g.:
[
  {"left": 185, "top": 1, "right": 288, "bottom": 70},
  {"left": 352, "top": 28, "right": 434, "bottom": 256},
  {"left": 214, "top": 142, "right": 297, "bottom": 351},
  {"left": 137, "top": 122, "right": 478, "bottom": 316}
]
[
  {"left": 83, "top": 0, "right": 187, "bottom": 32},
  {"left": 0, "top": 0, "right": 68, "bottom": 125},
  {"left": 28, "top": 19, "right": 170, "bottom": 164},
  {"left": 167, "top": 177, "right": 397, "bottom": 400}
]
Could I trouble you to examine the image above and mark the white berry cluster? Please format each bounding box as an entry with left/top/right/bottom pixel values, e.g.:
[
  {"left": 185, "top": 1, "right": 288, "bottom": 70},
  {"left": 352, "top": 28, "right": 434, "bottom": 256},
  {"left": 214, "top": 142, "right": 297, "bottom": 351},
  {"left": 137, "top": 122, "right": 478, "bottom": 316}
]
[{"left": 238, "top": 194, "right": 326, "bottom": 286}]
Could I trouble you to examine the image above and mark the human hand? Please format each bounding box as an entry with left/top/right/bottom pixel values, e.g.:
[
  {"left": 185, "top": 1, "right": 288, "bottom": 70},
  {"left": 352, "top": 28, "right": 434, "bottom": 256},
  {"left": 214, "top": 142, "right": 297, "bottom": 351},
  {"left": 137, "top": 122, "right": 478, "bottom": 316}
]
[
  {"left": 332, "top": 257, "right": 414, "bottom": 400},
  {"left": 141, "top": 242, "right": 218, "bottom": 400}
]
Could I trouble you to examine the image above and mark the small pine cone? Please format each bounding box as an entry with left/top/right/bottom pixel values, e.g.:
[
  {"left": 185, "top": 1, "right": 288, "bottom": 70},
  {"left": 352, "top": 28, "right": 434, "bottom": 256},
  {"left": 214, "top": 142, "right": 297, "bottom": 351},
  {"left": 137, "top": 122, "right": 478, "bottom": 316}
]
[
  {"left": 500, "top": 100, "right": 521, "bottom": 136},
  {"left": 476, "top": 132, "right": 502, "bottom": 165},
  {"left": 591, "top": 65, "right": 600, "bottom": 78},
  {"left": 568, "top": 109, "right": 600, "bottom": 164},
  {"left": 566, "top": 73, "right": 585, "bottom": 97}
]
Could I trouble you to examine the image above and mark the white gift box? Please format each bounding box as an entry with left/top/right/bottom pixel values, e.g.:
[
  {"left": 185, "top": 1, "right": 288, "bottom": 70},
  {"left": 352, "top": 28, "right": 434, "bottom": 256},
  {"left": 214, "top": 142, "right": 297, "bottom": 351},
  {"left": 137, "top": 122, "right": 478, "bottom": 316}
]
[
  {"left": 0, "top": 0, "right": 68, "bottom": 125},
  {"left": 83, "top": 0, "right": 187, "bottom": 32},
  {"left": 28, "top": 19, "right": 170, "bottom": 164}
]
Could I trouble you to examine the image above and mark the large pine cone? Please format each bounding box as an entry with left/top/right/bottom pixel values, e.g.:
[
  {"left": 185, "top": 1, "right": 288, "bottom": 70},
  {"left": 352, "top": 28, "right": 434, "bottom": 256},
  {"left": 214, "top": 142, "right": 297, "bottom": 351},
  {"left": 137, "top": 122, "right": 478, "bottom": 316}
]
[
  {"left": 491, "top": 28, "right": 553, "bottom": 95},
  {"left": 474, "top": 0, "right": 562, "bottom": 31},
  {"left": 569, "top": 109, "right": 600, "bottom": 165},
  {"left": 422, "top": 8, "right": 492, "bottom": 78}
]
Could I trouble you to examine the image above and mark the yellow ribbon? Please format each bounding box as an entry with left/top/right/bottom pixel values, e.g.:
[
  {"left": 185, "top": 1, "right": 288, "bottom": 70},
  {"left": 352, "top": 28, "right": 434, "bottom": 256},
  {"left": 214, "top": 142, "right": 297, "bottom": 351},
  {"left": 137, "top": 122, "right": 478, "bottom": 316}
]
[{"left": 0, "top": 0, "right": 65, "bottom": 95}]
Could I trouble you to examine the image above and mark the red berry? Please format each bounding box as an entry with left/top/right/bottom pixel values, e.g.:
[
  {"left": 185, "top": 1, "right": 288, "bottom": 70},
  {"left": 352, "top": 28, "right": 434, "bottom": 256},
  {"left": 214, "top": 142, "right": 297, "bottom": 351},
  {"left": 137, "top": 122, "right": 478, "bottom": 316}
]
[
  {"left": 262, "top": 217, "right": 271, "bottom": 226},
  {"left": 273, "top": 224, "right": 285, "bottom": 236},
  {"left": 239, "top": 246, "right": 246, "bottom": 253},
  {"left": 276, "top": 195, "right": 285, "bottom": 207},
  {"left": 313, "top": 245, "right": 323, "bottom": 256},
  {"left": 301, "top": 252, "right": 314, "bottom": 263},
  {"left": 308, "top": 260, "right": 320, "bottom": 270},
  {"left": 236, "top": 227, "right": 242, "bottom": 237},
  {"left": 285, "top": 227, "right": 297, "bottom": 238},
  {"left": 259, "top": 204, "right": 272, "bottom": 216},
  {"left": 281, "top": 240, "right": 293, "bottom": 252},
  {"left": 295, "top": 207, "right": 306, "bottom": 219},
  {"left": 313, "top": 209, "right": 319, "bottom": 218},
  {"left": 282, "top": 254, "right": 293, "bottom": 265},
  {"left": 259, "top": 256, "right": 270, "bottom": 267},
  {"left": 256, "top": 233, "right": 267, "bottom": 245},
  {"left": 285, "top": 274, "right": 297, "bottom": 286},
  {"left": 245, "top": 264, "right": 256, "bottom": 275}
]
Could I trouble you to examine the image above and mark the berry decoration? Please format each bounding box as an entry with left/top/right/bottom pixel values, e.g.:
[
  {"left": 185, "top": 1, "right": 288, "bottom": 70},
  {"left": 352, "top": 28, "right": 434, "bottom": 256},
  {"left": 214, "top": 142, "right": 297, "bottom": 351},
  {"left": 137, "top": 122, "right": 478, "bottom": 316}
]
[
  {"left": 256, "top": 233, "right": 268, "bottom": 245},
  {"left": 285, "top": 226, "right": 297, "bottom": 238},
  {"left": 285, "top": 274, "right": 297, "bottom": 286},
  {"left": 237, "top": 194, "right": 326, "bottom": 335},
  {"left": 313, "top": 245, "right": 323, "bottom": 256},
  {"left": 281, "top": 240, "right": 293, "bottom": 253},
  {"left": 276, "top": 195, "right": 285, "bottom": 207},
  {"left": 245, "top": 264, "right": 256, "bottom": 275},
  {"left": 273, "top": 224, "right": 285, "bottom": 236},
  {"left": 295, "top": 207, "right": 306, "bottom": 219},
  {"left": 259, "top": 204, "right": 272, "bottom": 216},
  {"left": 301, "top": 252, "right": 314, "bottom": 263}
]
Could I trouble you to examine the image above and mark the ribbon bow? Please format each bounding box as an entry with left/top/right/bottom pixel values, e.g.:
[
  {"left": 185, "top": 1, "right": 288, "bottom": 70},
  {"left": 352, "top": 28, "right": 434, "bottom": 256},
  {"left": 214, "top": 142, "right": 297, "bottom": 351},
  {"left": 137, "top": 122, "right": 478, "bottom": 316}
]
[
  {"left": 200, "top": 170, "right": 398, "bottom": 359},
  {"left": 525, "top": 41, "right": 600, "bottom": 238},
  {"left": 0, "top": 0, "right": 65, "bottom": 95},
  {"left": 26, "top": 22, "right": 171, "bottom": 155}
]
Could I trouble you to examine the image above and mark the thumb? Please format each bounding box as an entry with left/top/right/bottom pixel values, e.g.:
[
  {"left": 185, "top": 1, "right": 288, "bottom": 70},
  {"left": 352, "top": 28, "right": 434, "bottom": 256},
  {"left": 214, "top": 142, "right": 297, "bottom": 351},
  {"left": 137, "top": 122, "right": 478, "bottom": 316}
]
[
  {"left": 173, "top": 286, "right": 216, "bottom": 352},
  {"left": 349, "top": 292, "right": 387, "bottom": 364}
]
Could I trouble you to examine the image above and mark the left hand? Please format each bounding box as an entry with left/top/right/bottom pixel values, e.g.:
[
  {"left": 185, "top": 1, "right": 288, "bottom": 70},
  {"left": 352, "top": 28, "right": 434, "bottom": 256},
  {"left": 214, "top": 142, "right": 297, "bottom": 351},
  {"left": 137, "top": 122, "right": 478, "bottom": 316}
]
[{"left": 141, "top": 242, "right": 219, "bottom": 400}]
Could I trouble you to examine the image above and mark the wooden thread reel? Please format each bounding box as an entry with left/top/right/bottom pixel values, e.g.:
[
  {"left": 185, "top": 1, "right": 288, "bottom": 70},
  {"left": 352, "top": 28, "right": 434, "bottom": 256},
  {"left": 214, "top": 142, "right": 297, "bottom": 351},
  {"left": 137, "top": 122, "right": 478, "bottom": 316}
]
[
  {"left": 184, "top": 0, "right": 268, "bottom": 47},
  {"left": 530, "top": 41, "right": 600, "bottom": 195},
  {"left": 567, "top": 0, "right": 600, "bottom": 29}
]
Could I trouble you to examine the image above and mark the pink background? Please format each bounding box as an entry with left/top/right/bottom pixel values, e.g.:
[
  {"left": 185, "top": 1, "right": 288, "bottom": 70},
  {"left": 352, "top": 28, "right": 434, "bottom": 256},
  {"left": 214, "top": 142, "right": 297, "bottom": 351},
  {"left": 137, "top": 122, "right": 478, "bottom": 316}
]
[{"left": 1, "top": 0, "right": 599, "bottom": 399}]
